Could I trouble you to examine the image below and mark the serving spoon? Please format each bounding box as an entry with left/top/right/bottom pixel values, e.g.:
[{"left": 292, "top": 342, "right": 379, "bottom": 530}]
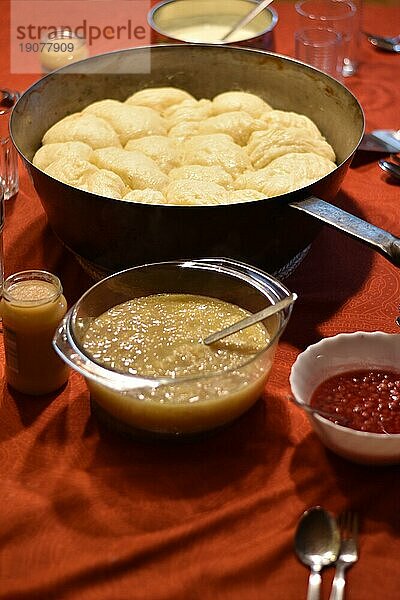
[
  {"left": 364, "top": 31, "right": 400, "bottom": 53},
  {"left": 203, "top": 292, "right": 296, "bottom": 345},
  {"left": 289, "top": 396, "right": 351, "bottom": 426},
  {"left": 220, "top": 0, "right": 275, "bottom": 42},
  {"left": 295, "top": 507, "right": 340, "bottom": 600}
]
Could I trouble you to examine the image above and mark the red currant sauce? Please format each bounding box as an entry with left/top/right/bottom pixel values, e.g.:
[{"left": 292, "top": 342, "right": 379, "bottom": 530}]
[{"left": 310, "top": 369, "right": 400, "bottom": 434}]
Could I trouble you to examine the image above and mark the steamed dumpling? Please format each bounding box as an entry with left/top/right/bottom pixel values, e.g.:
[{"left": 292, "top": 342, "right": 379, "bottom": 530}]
[
  {"left": 82, "top": 170, "right": 128, "bottom": 198},
  {"left": 234, "top": 152, "right": 336, "bottom": 197},
  {"left": 260, "top": 109, "right": 323, "bottom": 138},
  {"left": 169, "top": 165, "right": 233, "bottom": 188},
  {"left": 123, "top": 189, "right": 165, "bottom": 204},
  {"left": 165, "top": 179, "right": 230, "bottom": 205},
  {"left": 92, "top": 147, "right": 168, "bottom": 191},
  {"left": 183, "top": 134, "right": 252, "bottom": 176},
  {"left": 83, "top": 100, "right": 167, "bottom": 145},
  {"left": 229, "top": 189, "right": 266, "bottom": 202},
  {"left": 44, "top": 156, "right": 127, "bottom": 198},
  {"left": 264, "top": 152, "right": 336, "bottom": 180},
  {"left": 198, "top": 111, "right": 266, "bottom": 146},
  {"left": 164, "top": 99, "right": 213, "bottom": 127},
  {"left": 212, "top": 91, "right": 272, "bottom": 118},
  {"left": 37, "top": 86, "right": 337, "bottom": 205},
  {"left": 42, "top": 113, "right": 121, "bottom": 149},
  {"left": 125, "top": 87, "right": 195, "bottom": 112},
  {"left": 168, "top": 121, "right": 200, "bottom": 140},
  {"left": 33, "top": 141, "right": 93, "bottom": 170},
  {"left": 124, "top": 136, "right": 182, "bottom": 173},
  {"left": 44, "top": 157, "right": 99, "bottom": 187},
  {"left": 247, "top": 126, "right": 336, "bottom": 169}
]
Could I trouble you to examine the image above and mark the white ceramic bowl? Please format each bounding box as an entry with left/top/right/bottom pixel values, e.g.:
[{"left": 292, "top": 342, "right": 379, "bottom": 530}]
[{"left": 289, "top": 331, "right": 400, "bottom": 465}]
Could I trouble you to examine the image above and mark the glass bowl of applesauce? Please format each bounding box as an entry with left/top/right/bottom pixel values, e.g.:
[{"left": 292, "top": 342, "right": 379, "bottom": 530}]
[{"left": 54, "top": 258, "right": 294, "bottom": 438}]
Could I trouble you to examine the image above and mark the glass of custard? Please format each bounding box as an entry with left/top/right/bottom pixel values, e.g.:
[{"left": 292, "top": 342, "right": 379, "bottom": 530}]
[
  {"left": 54, "top": 259, "right": 294, "bottom": 438},
  {"left": 40, "top": 29, "right": 89, "bottom": 73},
  {"left": 2, "top": 270, "right": 69, "bottom": 395}
]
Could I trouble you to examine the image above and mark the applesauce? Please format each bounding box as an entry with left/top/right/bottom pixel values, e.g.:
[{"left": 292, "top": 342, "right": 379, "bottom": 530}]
[
  {"left": 2, "top": 270, "right": 69, "bottom": 395},
  {"left": 82, "top": 293, "right": 275, "bottom": 434}
]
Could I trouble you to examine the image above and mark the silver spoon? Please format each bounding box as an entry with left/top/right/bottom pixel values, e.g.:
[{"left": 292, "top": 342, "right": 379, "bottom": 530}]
[
  {"left": 289, "top": 396, "right": 350, "bottom": 425},
  {"left": 295, "top": 507, "right": 340, "bottom": 600},
  {"left": 364, "top": 31, "right": 400, "bottom": 53},
  {"left": 220, "top": 0, "right": 275, "bottom": 42},
  {"left": 203, "top": 292, "right": 296, "bottom": 345},
  {"left": 378, "top": 159, "right": 400, "bottom": 181}
]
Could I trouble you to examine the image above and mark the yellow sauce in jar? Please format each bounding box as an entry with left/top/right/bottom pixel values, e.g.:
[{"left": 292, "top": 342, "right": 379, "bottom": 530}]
[
  {"left": 82, "top": 293, "right": 275, "bottom": 434},
  {"left": 1, "top": 271, "right": 69, "bottom": 395},
  {"left": 40, "top": 33, "right": 88, "bottom": 72}
]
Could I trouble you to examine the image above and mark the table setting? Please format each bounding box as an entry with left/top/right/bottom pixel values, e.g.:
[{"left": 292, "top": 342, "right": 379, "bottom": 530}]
[{"left": 0, "top": 0, "right": 400, "bottom": 598}]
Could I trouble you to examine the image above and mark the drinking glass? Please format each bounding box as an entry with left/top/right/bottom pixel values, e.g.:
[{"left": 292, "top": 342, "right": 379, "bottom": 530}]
[
  {"left": 0, "top": 90, "right": 19, "bottom": 200},
  {"left": 295, "top": 27, "right": 343, "bottom": 79},
  {"left": 0, "top": 184, "right": 4, "bottom": 292},
  {"left": 295, "top": 0, "right": 361, "bottom": 77}
]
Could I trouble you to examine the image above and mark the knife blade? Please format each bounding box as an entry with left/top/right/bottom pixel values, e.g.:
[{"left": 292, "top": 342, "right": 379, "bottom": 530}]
[{"left": 358, "top": 130, "right": 400, "bottom": 153}]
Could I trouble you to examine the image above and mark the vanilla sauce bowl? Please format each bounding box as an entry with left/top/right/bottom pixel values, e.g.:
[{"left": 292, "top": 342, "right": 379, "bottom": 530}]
[{"left": 148, "top": 0, "right": 278, "bottom": 50}]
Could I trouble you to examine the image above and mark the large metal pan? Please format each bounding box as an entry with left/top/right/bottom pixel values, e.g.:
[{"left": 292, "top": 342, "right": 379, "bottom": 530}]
[{"left": 10, "top": 44, "right": 400, "bottom": 277}]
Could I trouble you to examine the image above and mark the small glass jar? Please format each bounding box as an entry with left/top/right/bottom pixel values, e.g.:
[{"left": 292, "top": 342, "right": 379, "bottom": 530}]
[
  {"left": 1, "top": 270, "right": 69, "bottom": 395},
  {"left": 40, "top": 29, "right": 89, "bottom": 73}
]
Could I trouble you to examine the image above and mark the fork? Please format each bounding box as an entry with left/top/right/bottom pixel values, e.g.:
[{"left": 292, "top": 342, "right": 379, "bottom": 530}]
[{"left": 329, "top": 511, "right": 359, "bottom": 600}]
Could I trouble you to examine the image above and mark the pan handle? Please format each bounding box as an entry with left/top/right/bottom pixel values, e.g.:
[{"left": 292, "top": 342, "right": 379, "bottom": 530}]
[{"left": 290, "top": 196, "right": 400, "bottom": 266}]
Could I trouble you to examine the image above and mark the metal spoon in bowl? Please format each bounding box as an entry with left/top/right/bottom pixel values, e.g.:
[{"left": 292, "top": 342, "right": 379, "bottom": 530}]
[
  {"left": 220, "top": 0, "right": 275, "bottom": 42},
  {"left": 289, "top": 395, "right": 350, "bottom": 426},
  {"left": 295, "top": 507, "right": 340, "bottom": 600},
  {"left": 203, "top": 292, "right": 297, "bottom": 345}
]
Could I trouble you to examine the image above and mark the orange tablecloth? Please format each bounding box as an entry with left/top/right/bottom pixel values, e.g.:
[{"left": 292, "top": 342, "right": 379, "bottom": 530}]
[{"left": 1, "top": 2, "right": 400, "bottom": 599}]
